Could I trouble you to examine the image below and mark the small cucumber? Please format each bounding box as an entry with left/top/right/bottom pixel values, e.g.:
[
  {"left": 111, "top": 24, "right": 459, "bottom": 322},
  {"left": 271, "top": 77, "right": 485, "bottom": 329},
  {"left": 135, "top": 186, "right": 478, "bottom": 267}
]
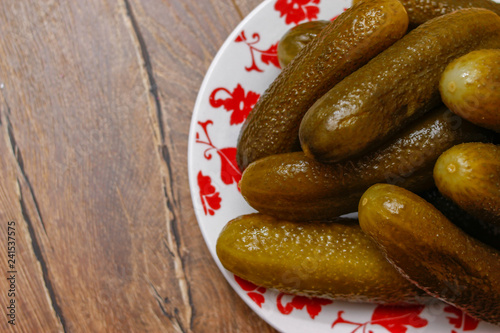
[
  {"left": 440, "top": 49, "right": 500, "bottom": 132},
  {"left": 236, "top": 0, "right": 409, "bottom": 170},
  {"left": 299, "top": 8, "right": 500, "bottom": 163},
  {"left": 277, "top": 20, "right": 329, "bottom": 68},
  {"left": 216, "top": 213, "right": 424, "bottom": 303},
  {"left": 359, "top": 184, "right": 500, "bottom": 325},
  {"left": 434, "top": 142, "right": 500, "bottom": 226}
]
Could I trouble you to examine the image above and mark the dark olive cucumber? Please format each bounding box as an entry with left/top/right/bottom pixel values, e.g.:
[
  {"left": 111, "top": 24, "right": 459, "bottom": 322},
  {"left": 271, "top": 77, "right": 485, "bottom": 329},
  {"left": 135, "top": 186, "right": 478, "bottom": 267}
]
[
  {"left": 300, "top": 8, "right": 500, "bottom": 163},
  {"left": 216, "top": 213, "right": 424, "bottom": 303},
  {"left": 359, "top": 184, "right": 500, "bottom": 325},
  {"left": 420, "top": 187, "right": 500, "bottom": 251},
  {"left": 440, "top": 49, "right": 500, "bottom": 133},
  {"left": 398, "top": 0, "right": 500, "bottom": 27},
  {"left": 240, "top": 107, "right": 492, "bottom": 221},
  {"left": 236, "top": 0, "right": 409, "bottom": 170},
  {"left": 277, "top": 20, "right": 329, "bottom": 68},
  {"left": 353, "top": 0, "right": 500, "bottom": 27},
  {"left": 434, "top": 142, "right": 500, "bottom": 226}
]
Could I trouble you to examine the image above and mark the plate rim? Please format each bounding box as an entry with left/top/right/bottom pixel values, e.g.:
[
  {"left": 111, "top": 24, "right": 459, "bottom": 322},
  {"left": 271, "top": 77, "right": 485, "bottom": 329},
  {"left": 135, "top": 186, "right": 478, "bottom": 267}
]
[
  {"left": 186, "top": 0, "right": 500, "bottom": 332},
  {"left": 186, "top": 0, "right": 284, "bottom": 331}
]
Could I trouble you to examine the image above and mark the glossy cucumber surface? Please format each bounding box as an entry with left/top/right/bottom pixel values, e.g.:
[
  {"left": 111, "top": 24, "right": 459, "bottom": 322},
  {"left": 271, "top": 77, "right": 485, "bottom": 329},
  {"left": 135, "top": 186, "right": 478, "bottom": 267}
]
[
  {"left": 300, "top": 8, "right": 500, "bottom": 163},
  {"left": 241, "top": 107, "right": 492, "bottom": 221},
  {"left": 440, "top": 49, "right": 500, "bottom": 132},
  {"left": 236, "top": 0, "right": 409, "bottom": 170},
  {"left": 434, "top": 142, "right": 500, "bottom": 226},
  {"left": 420, "top": 187, "right": 500, "bottom": 250},
  {"left": 398, "top": 0, "right": 500, "bottom": 27},
  {"left": 277, "top": 20, "right": 329, "bottom": 68},
  {"left": 359, "top": 184, "right": 500, "bottom": 325},
  {"left": 216, "top": 213, "right": 424, "bottom": 303}
]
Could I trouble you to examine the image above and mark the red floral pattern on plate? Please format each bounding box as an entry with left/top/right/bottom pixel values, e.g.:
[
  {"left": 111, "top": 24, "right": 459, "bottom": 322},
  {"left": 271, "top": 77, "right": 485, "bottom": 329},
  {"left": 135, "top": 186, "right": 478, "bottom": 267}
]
[
  {"left": 277, "top": 293, "right": 333, "bottom": 319},
  {"left": 209, "top": 84, "right": 260, "bottom": 125},
  {"left": 331, "top": 304, "right": 428, "bottom": 333},
  {"left": 235, "top": 30, "right": 280, "bottom": 72},
  {"left": 275, "top": 0, "right": 321, "bottom": 25},
  {"left": 190, "top": 0, "right": 500, "bottom": 331},
  {"left": 197, "top": 171, "right": 221, "bottom": 216},
  {"left": 444, "top": 305, "right": 480, "bottom": 333},
  {"left": 196, "top": 120, "right": 241, "bottom": 186},
  {"left": 234, "top": 275, "right": 267, "bottom": 307}
]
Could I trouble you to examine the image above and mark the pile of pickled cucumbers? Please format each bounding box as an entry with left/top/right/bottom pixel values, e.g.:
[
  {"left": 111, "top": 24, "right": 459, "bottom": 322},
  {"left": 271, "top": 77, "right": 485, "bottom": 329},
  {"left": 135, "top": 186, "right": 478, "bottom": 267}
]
[{"left": 216, "top": 0, "right": 500, "bottom": 326}]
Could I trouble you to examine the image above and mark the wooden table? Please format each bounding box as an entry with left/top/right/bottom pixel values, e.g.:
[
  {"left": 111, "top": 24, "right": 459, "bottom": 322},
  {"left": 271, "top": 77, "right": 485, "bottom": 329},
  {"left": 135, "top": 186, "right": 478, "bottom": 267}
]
[{"left": 0, "top": 0, "right": 277, "bottom": 331}]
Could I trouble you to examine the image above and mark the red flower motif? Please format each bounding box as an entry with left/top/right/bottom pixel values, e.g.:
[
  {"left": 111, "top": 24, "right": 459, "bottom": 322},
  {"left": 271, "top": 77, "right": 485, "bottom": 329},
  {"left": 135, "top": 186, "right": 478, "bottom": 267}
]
[
  {"left": 331, "top": 304, "right": 428, "bottom": 333},
  {"left": 196, "top": 120, "right": 242, "bottom": 186},
  {"left": 274, "top": 0, "right": 321, "bottom": 25},
  {"left": 197, "top": 171, "right": 221, "bottom": 216},
  {"left": 444, "top": 305, "right": 480, "bottom": 333},
  {"left": 277, "top": 293, "right": 332, "bottom": 319},
  {"left": 216, "top": 147, "right": 241, "bottom": 185},
  {"left": 234, "top": 275, "right": 267, "bottom": 308},
  {"left": 261, "top": 43, "right": 280, "bottom": 68},
  {"left": 235, "top": 30, "right": 280, "bottom": 72},
  {"left": 209, "top": 84, "right": 260, "bottom": 125}
]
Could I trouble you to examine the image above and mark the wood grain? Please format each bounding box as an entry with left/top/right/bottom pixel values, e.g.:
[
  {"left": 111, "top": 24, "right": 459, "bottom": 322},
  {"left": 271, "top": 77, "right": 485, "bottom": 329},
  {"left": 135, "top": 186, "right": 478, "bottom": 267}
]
[
  {"left": 0, "top": 0, "right": 276, "bottom": 332},
  {"left": 0, "top": 96, "right": 64, "bottom": 332}
]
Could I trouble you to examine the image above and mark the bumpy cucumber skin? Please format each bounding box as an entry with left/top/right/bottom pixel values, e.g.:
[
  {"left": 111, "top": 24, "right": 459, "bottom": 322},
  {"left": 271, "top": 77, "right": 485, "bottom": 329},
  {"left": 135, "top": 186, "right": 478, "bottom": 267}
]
[
  {"left": 434, "top": 142, "right": 500, "bottom": 226},
  {"left": 236, "top": 0, "right": 409, "bottom": 170},
  {"left": 216, "top": 214, "right": 424, "bottom": 303},
  {"left": 299, "top": 8, "right": 500, "bottom": 163},
  {"left": 440, "top": 49, "right": 500, "bottom": 132},
  {"left": 358, "top": 184, "right": 500, "bottom": 325},
  {"left": 421, "top": 187, "right": 500, "bottom": 250},
  {"left": 398, "top": 0, "right": 500, "bottom": 27},
  {"left": 240, "top": 107, "right": 492, "bottom": 221},
  {"left": 277, "top": 20, "right": 329, "bottom": 68}
]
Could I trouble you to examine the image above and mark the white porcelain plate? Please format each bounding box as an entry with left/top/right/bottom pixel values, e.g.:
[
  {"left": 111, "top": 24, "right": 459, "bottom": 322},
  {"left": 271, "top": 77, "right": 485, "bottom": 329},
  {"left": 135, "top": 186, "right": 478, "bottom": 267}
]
[{"left": 187, "top": 1, "right": 500, "bottom": 332}]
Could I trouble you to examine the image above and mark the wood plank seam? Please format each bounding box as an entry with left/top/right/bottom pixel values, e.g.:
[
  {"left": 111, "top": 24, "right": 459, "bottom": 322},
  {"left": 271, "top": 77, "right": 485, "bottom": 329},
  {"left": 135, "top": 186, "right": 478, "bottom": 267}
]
[
  {"left": 123, "top": 0, "right": 165, "bottom": 141},
  {"left": 120, "top": 1, "right": 195, "bottom": 332},
  {"left": 1, "top": 96, "right": 67, "bottom": 332},
  {"left": 18, "top": 186, "right": 67, "bottom": 333}
]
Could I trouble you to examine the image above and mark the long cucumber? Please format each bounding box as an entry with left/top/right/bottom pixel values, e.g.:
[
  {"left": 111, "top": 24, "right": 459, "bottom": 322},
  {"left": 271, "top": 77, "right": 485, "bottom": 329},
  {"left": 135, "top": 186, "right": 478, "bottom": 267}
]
[
  {"left": 236, "top": 0, "right": 409, "bottom": 170},
  {"left": 299, "top": 8, "right": 500, "bottom": 163}
]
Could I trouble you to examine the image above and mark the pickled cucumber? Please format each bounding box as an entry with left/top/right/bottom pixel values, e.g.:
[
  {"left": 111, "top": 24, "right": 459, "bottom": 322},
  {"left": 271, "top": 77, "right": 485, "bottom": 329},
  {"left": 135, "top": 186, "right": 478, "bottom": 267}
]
[
  {"left": 398, "top": 0, "right": 500, "bottom": 27},
  {"left": 240, "top": 107, "right": 492, "bottom": 221},
  {"left": 420, "top": 187, "right": 500, "bottom": 250},
  {"left": 277, "top": 20, "right": 329, "bottom": 68},
  {"left": 358, "top": 183, "right": 500, "bottom": 325},
  {"left": 434, "top": 142, "right": 500, "bottom": 226},
  {"left": 236, "top": 0, "right": 409, "bottom": 170},
  {"left": 216, "top": 213, "right": 424, "bottom": 303},
  {"left": 440, "top": 49, "right": 500, "bottom": 132},
  {"left": 353, "top": 0, "right": 500, "bottom": 27},
  {"left": 299, "top": 8, "right": 500, "bottom": 163}
]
